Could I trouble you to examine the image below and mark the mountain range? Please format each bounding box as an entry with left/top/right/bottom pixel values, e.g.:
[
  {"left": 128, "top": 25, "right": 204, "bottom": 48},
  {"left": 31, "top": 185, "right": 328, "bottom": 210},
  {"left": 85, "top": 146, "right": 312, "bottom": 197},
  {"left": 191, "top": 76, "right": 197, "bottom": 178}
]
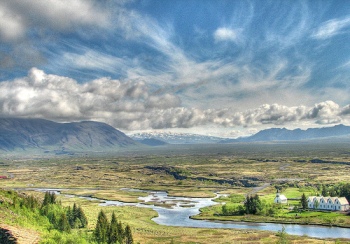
[
  {"left": 220, "top": 124, "right": 350, "bottom": 143},
  {"left": 1, "top": 118, "right": 350, "bottom": 153},
  {"left": 131, "top": 124, "right": 350, "bottom": 144},
  {"left": 0, "top": 118, "right": 136, "bottom": 152},
  {"left": 130, "top": 132, "right": 224, "bottom": 144}
]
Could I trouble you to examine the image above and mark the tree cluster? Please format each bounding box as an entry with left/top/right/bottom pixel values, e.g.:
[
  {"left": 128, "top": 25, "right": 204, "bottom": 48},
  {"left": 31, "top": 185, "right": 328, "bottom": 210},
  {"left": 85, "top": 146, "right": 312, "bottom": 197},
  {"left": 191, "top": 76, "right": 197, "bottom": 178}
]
[
  {"left": 244, "top": 195, "right": 262, "bottom": 214},
  {"left": 40, "top": 192, "right": 88, "bottom": 233},
  {"left": 221, "top": 194, "right": 264, "bottom": 216},
  {"left": 94, "top": 210, "right": 133, "bottom": 244},
  {"left": 319, "top": 183, "right": 350, "bottom": 200}
]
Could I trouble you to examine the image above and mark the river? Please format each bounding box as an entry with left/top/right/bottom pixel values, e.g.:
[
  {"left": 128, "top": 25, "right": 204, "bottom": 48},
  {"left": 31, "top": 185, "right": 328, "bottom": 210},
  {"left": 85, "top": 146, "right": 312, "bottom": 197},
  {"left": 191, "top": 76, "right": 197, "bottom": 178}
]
[{"left": 34, "top": 188, "right": 350, "bottom": 239}]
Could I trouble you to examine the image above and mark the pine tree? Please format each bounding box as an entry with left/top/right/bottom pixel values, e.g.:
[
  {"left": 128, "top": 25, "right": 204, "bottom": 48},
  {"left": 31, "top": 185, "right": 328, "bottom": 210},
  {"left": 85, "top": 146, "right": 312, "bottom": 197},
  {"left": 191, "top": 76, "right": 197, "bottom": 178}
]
[
  {"left": 42, "top": 191, "right": 56, "bottom": 208},
  {"left": 108, "top": 212, "right": 118, "bottom": 244},
  {"left": 244, "top": 195, "right": 252, "bottom": 214},
  {"left": 50, "top": 192, "right": 56, "bottom": 204},
  {"left": 77, "top": 206, "right": 88, "bottom": 228},
  {"left": 42, "top": 191, "right": 51, "bottom": 207},
  {"left": 301, "top": 193, "right": 307, "bottom": 210},
  {"left": 67, "top": 206, "right": 74, "bottom": 228},
  {"left": 73, "top": 203, "right": 78, "bottom": 221},
  {"left": 94, "top": 210, "right": 109, "bottom": 243},
  {"left": 58, "top": 213, "right": 71, "bottom": 233},
  {"left": 252, "top": 194, "right": 262, "bottom": 214},
  {"left": 124, "top": 225, "right": 133, "bottom": 244},
  {"left": 117, "top": 221, "right": 124, "bottom": 244}
]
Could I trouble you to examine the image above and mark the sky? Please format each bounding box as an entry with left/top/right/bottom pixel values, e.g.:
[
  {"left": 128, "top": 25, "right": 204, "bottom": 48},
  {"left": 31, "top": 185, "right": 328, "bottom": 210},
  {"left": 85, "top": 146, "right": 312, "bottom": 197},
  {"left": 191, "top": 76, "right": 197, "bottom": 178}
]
[{"left": 0, "top": 0, "right": 350, "bottom": 138}]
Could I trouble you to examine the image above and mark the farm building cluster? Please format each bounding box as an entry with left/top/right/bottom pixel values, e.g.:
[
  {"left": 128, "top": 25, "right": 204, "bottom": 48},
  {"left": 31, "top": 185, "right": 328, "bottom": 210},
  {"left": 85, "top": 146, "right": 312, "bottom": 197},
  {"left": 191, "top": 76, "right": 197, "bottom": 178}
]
[
  {"left": 307, "top": 196, "right": 349, "bottom": 211},
  {"left": 273, "top": 191, "right": 350, "bottom": 211}
]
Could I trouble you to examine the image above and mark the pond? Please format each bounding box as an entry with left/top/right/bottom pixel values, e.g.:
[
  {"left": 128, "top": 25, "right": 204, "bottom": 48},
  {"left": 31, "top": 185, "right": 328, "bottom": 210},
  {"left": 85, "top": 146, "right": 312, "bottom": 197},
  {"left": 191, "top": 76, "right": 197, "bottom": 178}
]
[{"left": 34, "top": 188, "right": 350, "bottom": 239}]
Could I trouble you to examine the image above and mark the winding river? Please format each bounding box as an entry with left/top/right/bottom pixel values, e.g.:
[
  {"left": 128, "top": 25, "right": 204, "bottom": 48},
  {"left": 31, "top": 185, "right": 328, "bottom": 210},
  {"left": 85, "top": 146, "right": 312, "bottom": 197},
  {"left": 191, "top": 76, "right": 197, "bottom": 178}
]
[{"left": 34, "top": 188, "right": 350, "bottom": 239}]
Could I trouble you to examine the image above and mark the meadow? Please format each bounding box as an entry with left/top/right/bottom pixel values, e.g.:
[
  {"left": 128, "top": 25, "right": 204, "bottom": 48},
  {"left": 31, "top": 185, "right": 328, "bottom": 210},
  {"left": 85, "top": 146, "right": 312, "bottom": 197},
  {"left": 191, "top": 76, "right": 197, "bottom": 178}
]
[{"left": 1, "top": 142, "right": 350, "bottom": 243}]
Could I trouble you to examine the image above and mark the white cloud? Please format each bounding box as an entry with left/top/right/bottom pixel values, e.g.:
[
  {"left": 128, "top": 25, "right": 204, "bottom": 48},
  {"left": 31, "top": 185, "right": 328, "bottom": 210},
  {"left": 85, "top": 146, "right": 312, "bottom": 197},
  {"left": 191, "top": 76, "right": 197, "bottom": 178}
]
[
  {"left": 0, "top": 3, "right": 25, "bottom": 41},
  {"left": 62, "top": 50, "right": 127, "bottom": 74},
  {"left": 1, "top": 69, "right": 349, "bottom": 132},
  {"left": 0, "top": 0, "right": 110, "bottom": 42},
  {"left": 214, "top": 27, "right": 239, "bottom": 42},
  {"left": 312, "top": 16, "right": 350, "bottom": 40}
]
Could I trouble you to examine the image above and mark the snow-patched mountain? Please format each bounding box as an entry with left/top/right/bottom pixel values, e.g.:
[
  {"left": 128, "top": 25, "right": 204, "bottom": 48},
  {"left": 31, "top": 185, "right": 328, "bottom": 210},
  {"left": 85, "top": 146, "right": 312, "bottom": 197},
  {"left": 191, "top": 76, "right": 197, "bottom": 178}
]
[{"left": 130, "top": 132, "right": 226, "bottom": 144}]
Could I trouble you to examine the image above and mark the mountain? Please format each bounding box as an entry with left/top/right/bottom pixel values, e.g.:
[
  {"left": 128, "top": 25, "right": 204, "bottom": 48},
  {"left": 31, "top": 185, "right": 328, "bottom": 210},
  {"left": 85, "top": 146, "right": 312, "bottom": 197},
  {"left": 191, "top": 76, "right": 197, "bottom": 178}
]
[
  {"left": 135, "top": 138, "right": 168, "bottom": 146},
  {"left": 130, "top": 132, "right": 225, "bottom": 144},
  {"left": 0, "top": 118, "right": 137, "bottom": 152},
  {"left": 220, "top": 124, "right": 350, "bottom": 143}
]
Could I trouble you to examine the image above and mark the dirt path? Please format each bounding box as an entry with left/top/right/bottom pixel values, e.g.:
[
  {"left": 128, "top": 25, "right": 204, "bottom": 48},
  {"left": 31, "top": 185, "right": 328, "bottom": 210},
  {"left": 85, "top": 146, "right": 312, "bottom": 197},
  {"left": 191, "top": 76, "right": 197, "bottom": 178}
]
[
  {"left": 246, "top": 182, "right": 271, "bottom": 196},
  {"left": 0, "top": 224, "right": 40, "bottom": 244}
]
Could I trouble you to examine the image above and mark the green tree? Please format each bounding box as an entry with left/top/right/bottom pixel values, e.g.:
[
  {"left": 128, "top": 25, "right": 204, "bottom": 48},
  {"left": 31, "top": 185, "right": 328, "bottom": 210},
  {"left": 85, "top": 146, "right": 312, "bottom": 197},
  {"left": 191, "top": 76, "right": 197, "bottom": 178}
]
[
  {"left": 77, "top": 206, "right": 88, "bottom": 228},
  {"left": 301, "top": 193, "right": 307, "bottom": 210},
  {"left": 108, "top": 212, "right": 118, "bottom": 244},
  {"left": 42, "top": 191, "right": 56, "bottom": 208},
  {"left": 314, "top": 199, "right": 319, "bottom": 209},
  {"left": 244, "top": 195, "right": 262, "bottom": 214},
  {"left": 321, "top": 185, "right": 327, "bottom": 196},
  {"left": 67, "top": 206, "right": 74, "bottom": 227},
  {"left": 57, "top": 213, "right": 71, "bottom": 233},
  {"left": 42, "top": 191, "right": 51, "bottom": 207},
  {"left": 117, "top": 221, "right": 124, "bottom": 244},
  {"left": 94, "top": 210, "right": 109, "bottom": 243},
  {"left": 124, "top": 225, "right": 133, "bottom": 244}
]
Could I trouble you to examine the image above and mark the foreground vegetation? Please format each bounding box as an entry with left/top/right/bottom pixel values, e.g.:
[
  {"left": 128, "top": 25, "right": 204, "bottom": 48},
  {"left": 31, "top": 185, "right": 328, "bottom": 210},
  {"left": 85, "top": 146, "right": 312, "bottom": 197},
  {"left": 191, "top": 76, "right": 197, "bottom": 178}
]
[
  {"left": 0, "top": 189, "right": 133, "bottom": 243},
  {"left": 1, "top": 143, "right": 350, "bottom": 243}
]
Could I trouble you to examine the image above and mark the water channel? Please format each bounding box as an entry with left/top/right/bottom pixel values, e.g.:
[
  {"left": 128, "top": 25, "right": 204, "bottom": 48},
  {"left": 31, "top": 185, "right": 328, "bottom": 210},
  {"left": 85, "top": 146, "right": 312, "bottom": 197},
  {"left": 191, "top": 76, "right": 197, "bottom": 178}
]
[{"left": 34, "top": 188, "right": 350, "bottom": 239}]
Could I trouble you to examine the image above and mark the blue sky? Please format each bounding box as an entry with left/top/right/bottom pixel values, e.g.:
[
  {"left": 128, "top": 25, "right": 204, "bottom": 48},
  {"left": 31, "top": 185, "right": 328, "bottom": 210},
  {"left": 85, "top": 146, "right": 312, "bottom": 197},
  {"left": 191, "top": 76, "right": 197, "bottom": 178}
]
[{"left": 0, "top": 0, "right": 350, "bottom": 137}]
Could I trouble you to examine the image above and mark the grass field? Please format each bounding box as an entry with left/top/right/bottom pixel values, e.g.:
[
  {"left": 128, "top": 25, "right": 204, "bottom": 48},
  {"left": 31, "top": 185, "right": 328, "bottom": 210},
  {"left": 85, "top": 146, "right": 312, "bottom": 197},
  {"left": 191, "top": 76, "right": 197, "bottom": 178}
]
[{"left": 1, "top": 143, "right": 350, "bottom": 243}]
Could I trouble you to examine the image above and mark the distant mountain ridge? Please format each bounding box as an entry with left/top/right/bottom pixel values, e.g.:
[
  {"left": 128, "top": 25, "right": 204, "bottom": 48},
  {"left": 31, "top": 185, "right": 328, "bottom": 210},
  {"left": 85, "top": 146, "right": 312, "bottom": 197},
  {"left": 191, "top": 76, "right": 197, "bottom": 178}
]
[
  {"left": 221, "top": 124, "right": 350, "bottom": 143},
  {"left": 131, "top": 125, "right": 350, "bottom": 144},
  {"left": 135, "top": 138, "right": 168, "bottom": 146},
  {"left": 130, "top": 132, "right": 225, "bottom": 144},
  {"left": 0, "top": 118, "right": 137, "bottom": 152}
]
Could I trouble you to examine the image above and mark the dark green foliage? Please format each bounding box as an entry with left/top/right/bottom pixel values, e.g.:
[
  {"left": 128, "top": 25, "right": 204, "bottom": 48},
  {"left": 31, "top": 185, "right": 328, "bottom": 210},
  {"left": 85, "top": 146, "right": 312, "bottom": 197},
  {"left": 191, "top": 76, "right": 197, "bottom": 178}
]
[
  {"left": 57, "top": 213, "right": 71, "bottom": 233},
  {"left": 108, "top": 212, "right": 118, "bottom": 244},
  {"left": 77, "top": 206, "right": 88, "bottom": 228},
  {"left": 321, "top": 185, "right": 327, "bottom": 196},
  {"left": 94, "top": 210, "right": 109, "bottom": 243},
  {"left": 317, "top": 183, "right": 350, "bottom": 201},
  {"left": 42, "top": 191, "right": 56, "bottom": 208},
  {"left": 116, "top": 221, "right": 124, "bottom": 244},
  {"left": 124, "top": 225, "right": 133, "bottom": 244},
  {"left": 67, "top": 206, "right": 73, "bottom": 227},
  {"left": 93, "top": 211, "right": 133, "bottom": 244},
  {"left": 244, "top": 195, "right": 262, "bottom": 214},
  {"left": 301, "top": 193, "right": 307, "bottom": 210}
]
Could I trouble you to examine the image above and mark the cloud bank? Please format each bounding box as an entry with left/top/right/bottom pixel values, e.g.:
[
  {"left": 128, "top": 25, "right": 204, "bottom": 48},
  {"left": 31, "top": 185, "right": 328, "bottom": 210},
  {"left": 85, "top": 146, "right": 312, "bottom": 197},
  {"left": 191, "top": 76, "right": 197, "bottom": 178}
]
[
  {"left": 1, "top": 69, "right": 349, "bottom": 133},
  {"left": 0, "top": 0, "right": 109, "bottom": 41}
]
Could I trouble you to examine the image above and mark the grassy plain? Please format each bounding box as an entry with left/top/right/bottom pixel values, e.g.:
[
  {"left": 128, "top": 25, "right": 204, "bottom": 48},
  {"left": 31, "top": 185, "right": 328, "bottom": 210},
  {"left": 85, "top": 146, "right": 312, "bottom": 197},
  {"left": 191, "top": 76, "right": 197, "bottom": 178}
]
[{"left": 1, "top": 142, "right": 350, "bottom": 243}]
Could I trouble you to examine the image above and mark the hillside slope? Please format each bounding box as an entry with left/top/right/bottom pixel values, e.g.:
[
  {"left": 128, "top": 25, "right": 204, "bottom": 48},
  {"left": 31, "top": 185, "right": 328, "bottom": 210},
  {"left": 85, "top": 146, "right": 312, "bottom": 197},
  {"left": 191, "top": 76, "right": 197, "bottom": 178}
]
[{"left": 0, "top": 118, "right": 137, "bottom": 152}]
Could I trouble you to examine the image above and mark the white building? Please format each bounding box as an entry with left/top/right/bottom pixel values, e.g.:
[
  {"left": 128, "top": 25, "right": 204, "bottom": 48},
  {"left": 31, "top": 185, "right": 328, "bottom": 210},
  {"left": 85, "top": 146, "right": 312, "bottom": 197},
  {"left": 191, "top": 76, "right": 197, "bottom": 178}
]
[
  {"left": 274, "top": 191, "right": 287, "bottom": 204},
  {"left": 307, "top": 196, "right": 349, "bottom": 211}
]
